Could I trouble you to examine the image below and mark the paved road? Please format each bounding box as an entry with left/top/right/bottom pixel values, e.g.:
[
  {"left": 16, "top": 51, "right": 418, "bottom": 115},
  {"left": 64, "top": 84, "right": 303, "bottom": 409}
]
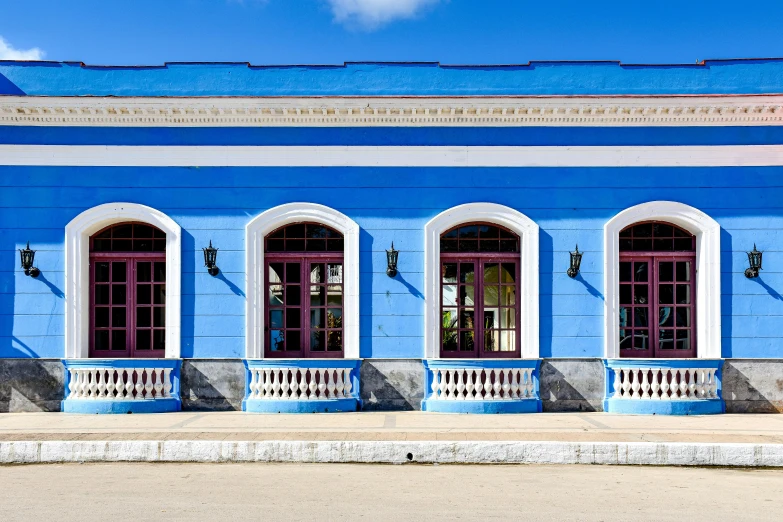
[
  {"left": 1, "top": 463, "right": 782, "bottom": 521},
  {"left": 3, "top": 411, "right": 783, "bottom": 443}
]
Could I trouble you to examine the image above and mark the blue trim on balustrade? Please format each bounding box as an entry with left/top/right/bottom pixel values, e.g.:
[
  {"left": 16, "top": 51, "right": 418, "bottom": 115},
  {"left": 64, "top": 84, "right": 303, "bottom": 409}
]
[
  {"left": 242, "top": 359, "right": 361, "bottom": 413},
  {"left": 61, "top": 358, "right": 181, "bottom": 414},
  {"left": 421, "top": 359, "right": 542, "bottom": 414},
  {"left": 603, "top": 359, "right": 725, "bottom": 415}
]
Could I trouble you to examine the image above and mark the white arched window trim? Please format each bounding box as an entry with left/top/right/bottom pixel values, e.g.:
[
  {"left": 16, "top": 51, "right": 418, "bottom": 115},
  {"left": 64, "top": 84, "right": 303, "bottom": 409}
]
[
  {"left": 246, "top": 203, "right": 360, "bottom": 359},
  {"left": 604, "top": 201, "right": 721, "bottom": 359},
  {"left": 424, "top": 203, "right": 540, "bottom": 359},
  {"left": 65, "top": 202, "right": 182, "bottom": 359}
]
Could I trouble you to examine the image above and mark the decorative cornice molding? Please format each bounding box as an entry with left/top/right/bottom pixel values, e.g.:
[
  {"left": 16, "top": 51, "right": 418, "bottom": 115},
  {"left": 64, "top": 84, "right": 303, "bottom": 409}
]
[{"left": 1, "top": 95, "right": 782, "bottom": 127}]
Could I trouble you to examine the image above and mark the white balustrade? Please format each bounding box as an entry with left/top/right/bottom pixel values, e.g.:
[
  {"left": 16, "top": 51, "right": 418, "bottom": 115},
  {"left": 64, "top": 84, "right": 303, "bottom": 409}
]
[
  {"left": 67, "top": 367, "right": 174, "bottom": 400},
  {"left": 247, "top": 367, "right": 354, "bottom": 400},
  {"left": 611, "top": 367, "right": 719, "bottom": 400},
  {"left": 429, "top": 367, "right": 536, "bottom": 401}
]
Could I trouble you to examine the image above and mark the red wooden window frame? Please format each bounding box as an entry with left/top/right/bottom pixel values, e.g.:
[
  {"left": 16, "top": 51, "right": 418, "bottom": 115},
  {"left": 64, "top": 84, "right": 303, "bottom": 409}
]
[
  {"left": 264, "top": 223, "right": 345, "bottom": 359},
  {"left": 619, "top": 221, "right": 696, "bottom": 359},
  {"left": 89, "top": 223, "right": 166, "bottom": 359},
  {"left": 439, "top": 223, "right": 521, "bottom": 359}
]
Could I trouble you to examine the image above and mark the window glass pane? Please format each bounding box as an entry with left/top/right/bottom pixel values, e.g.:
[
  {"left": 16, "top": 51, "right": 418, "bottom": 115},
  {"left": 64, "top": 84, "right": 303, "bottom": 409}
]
[
  {"left": 270, "top": 330, "right": 285, "bottom": 351},
  {"left": 459, "top": 309, "right": 475, "bottom": 329},
  {"left": 113, "top": 225, "right": 132, "bottom": 238},
  {"left": 659, "top": 262, "right": 674, "bottom": 282},
  {"left": 459, "top": 331, "right": 475, "bottom": 351},
  {"left": 674, "top": 238, "right": 693, "bottom": 251},
  {"left": 483, "top": 263, "right": 499, "bottom": 283},
  {"left": 327, "top": 286, "right": 343, "bottom": 306},
  {"left": 137, "top": 285, "right": 151, "bottom": 305},
  {"left": 153, "top": 307, "right": 165, "bottom": 328},
  {"left": 112, "top": 307, "right": 126, "bottom": 328},
  {"left": 326, "top": 238, "right": 344, "bottom": 251},
  {"left": 112, "top": 262, "right": 126, "bottom": 283},
  {"left": 267, "top": 239, "right": 285, "bottom": 252},
  {"left": 112, "top": 330, "right": 126, "bottom": 351},
  {"left": 499, "top": 240, "right": 518, "bottom": 252},
  {"left": 484, "top": 286, "right": 498, "bottom": 306},
  {"left": 442, "top": 263, "right": 457, "bottom": 283},
  {"left": 500, "top": 330, "right": 515, "bottom": 352},
  {"left": 287, "top": 239, "right": 305, "bottom": 251},
  {"left": 659, "top": 284, "right": 674, "bottom": 304},
  {"left": 676, "top": 330, "right": 691, "bottom": 350},
  {"left": 659, "top": 306, "right": 673, "bottom": 327},
  {"left": 310, "top": 264, "right": 325, "bottom": 284},
  {"left": 153, "top": 329, "right": 165, "bottom": 350},
  {"left": 136, "top": 307, "right": 151, "bottom": 328},
  {"left": 95, "top": 330, "right": 110, "bottom": 351},
  {"left": 327, "top": 308, "right": 342, "bottom": 328},
  {"left": 136, "top": 330, "right": 151, "bottom": 350},
  {"left": 479, "top": 239, "right": 499, "bottom": 253},
  {"left": 619, "top": 307, "right": 630, "bottom": 328},
  {"left": 658, "top": 329, "right": 674, "bottom": 350},
  {"left": 310, "top": 330, "right": 325, "bottom": 351},
  {"left": 442, "top": 309, "right": 458, "bottom": 330},
  {"left": 328, "top": 264, "right": 343, "bottom": 284},
  {"left": 459, "top": 264, "right": 474, "bottom": 283},
  {"left": 440, "top": 239, "right": 458, "bottom": 252},
  {"left": 327, "top": 331, "right": 342, "bottom": 351},
  {"left": 479, "top": 225, "right": 500, "bottom": 238},
  {"left": 620, "top": 330, "right": 632, "bottom": 350},
  {"left": 619, "top": 262, "right": 632, "bottom": 282},
  {"left": 500, "top": 309, "right": 515, "bottom": 329},
  {"left": 653, "top": 238, "right": 673, "bottom": 251},
  {"left": 633, "top": 308, "right": 648, "bottom": 327},
  {"left": 269, "top": 310, "right": 284, "bottom": 328},
  {"left": 310, "top": 309, "right": 324, "bottom": 329},
  {"left": 153, "top": 284, "right": 166, "bottom": 305},
  {"left": 676, "top": 261, "right": 691, "bottom": 282},
  {"left": 286, "top": 308, "right": 301, "bottom": 329},
  {"left": 134, "top": 238, "right": 153, "bottom": 252},
  {"left": 634, "top": 262, "right": 648, "bottom": 282},
  {"left": 458, "top": 225, "right": 478, "bottom": 239},
  {"left": 95, "top": 308, "right": 110, "bottom": 328},
  {"left": 460, "top": 286, "right": 474, "bottom": 306},
  {"left": 287, "top": 224, "right": 305, "bottom": 238},
  {"left": 153, "top": 240, "right": 166, "bottom": 251},
  {"left": 112, "top": 285, "right": 126, "bottom": 305},
  {"left": 286, "top": 285, "right": 301, "bottom": 306},
  {"left": 654, "top": 223, "right": 673, "bottom": 237},
  {"left": 634, "top": 224, "right": 653, "bottom": 237},
  {"left": 458, "top": 240, "right": 478, "bottom": 253},
  {"left": 634, "top": 330, "right": 649, "bottom": 350},
  {"left": 620, "top": 285, "right": 632, "bottom": 305},
  {"left": 306, "top": 239, "right": 326, "bottom": 251},
  {"left": 93, "top": 239, "right": 111, "bottom": 251},
  {"left": 676, "top": 308, "right": 691, "bottom": 327},
  {"left": 135, "top": 225, "right": 153, "bottom": 238},
  {"left": 500, "top": 263, "right": 516, "bottom": 284},
  {"left": 154, "top": 262, "right": 166, "bottom": 282},
  {"left": 269, "top": 263, "right": 284, "bottom": 284},
  {"left": 287, "top": 332, "right": 301, "bottom": 351},
  {"left": 484, "top": 309, "right": 499, "bottom": 330},
  {"left": 632, "top": 239, "right": 652, "bottom": 251},
  {"left": 442, "top": 329, "right": 458, "bottom": 351},
  {"left": 95, "top": 262, "right": 110, "bottom": 282},
  {"left": 113, "top": 239, "right": 132, "bottom": 251},
  {"left": 137, "top": 262, "right": 151, "bottom": 282},
  {"left": 95, "top": 285, "right": 110, "bottom": 305},
  {"left": 500, "top": 285, "right": 515, "bottom": 306},
  {"left": 634, "top": 285, "right": 648, "bottom": 304},
  {"left": 268, "top": 285, "right": 284, "bottom": 306},
  {"left": 284, "top": 263, "right": 300, "bottom": 283},
  {"left": 483, "top": 330, "right": 498, "bottom": 352},
  {"left": 310, "top": 286, "right": 325, "bottom": 306}
]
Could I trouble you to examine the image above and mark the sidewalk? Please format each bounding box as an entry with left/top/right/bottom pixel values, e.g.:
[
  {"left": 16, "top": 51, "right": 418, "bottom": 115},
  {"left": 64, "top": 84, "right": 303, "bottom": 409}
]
[{"left": 2, "top": 412, "right": 783, "bottom": 466}]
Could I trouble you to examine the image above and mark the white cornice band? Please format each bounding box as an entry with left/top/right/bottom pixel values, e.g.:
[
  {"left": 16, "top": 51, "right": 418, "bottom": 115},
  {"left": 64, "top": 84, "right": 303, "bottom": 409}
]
[
  {"left": 1, "top": 144, "right": 781, "bottom": 167},
  {"left": 1, "top": 95, "right": 782, "bottom": 127}
]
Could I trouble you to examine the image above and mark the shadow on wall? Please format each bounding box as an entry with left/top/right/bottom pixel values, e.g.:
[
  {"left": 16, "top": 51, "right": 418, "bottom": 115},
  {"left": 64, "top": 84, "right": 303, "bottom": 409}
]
[
  {"left": 723, "top": 361, "right": 783, "bottom": 413},
  {"left": 721, "top": 228, "right": 734, "bottom": 357},
  {"left": 0, "top": 359, "right": 65, "bottom": 412},
  {"left": 180, "top": 360, "right": 245, "bottom": 411},
  {"left": 0, "top": 73, "right": 25, "bottom": 95},
  {"left": 360, "top": 361, "right": 421, "bottom": 411},
  {"left": 539, "top": 360, "right": 603, "bottom": 412}
]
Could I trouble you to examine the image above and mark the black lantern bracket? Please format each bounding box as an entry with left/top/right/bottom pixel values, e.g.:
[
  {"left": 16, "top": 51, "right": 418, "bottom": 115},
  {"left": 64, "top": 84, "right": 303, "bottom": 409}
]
[
  {"left": 386, "top": 242, "right": 399, "bottom": 278},
  {"left": 745, "top": 243, "right": 763, "bottom": 278},
  {"left": 19, "top": 241, "right": 40, "bottom": 278},
  {"left": 203, "top": 240, "right": 220, "bottom": 276},
  {"left": 567, "top": 244, "right": 583, "bottom": 279}
]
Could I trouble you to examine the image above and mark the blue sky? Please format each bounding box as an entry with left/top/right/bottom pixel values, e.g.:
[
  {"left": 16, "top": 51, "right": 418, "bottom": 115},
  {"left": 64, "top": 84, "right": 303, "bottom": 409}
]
[{"left": 1, "top": 0, "right": 783, "bottom": 65}]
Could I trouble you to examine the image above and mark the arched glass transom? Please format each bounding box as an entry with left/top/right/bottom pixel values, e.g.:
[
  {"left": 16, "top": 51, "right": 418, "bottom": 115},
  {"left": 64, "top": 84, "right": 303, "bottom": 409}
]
[
  {"left": 89, "top": 222, "right": 166, "bottom": 358},
  {"left": 265, "top": 222, "right": 345, "bottom": 358},
  {"left": 618, "top": 221, "right": 696, "bottom": 358},
  {"left": 439, "top": 223, "right": 520, "bottom": 358}
]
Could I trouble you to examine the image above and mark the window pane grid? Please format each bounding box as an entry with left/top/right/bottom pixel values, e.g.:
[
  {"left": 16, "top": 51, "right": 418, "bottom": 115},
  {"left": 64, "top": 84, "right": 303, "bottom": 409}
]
[
  {"left": 91, "top": 222, "right": 166, "bottom": 252},
  {"left": 265, "top": 223, "right": 344, "bottom": 253},
  {"left": 440, "top": 223, "right": 520, "bottom": 254},
  {"left": 619, "top": 221, "right": 695, "bottom": 252}
]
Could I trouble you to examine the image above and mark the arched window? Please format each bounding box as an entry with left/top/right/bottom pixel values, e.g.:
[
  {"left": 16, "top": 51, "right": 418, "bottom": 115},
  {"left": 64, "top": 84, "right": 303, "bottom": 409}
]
[
  {"left": 89, "top": 222, "right": 167, "bottom": 358},
  {"left": 619, "top": 221, "right": 696, "bottom": 358},
  {"left": 439, "top": 223, "right": 520, "bottom": 358},
  {"left": 265, "top": 222, "right": 344, "bottom": 358}
]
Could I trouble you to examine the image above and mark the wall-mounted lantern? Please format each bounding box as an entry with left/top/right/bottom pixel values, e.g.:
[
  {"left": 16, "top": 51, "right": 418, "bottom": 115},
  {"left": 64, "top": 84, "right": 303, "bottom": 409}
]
[
  {"left": 567, "top": 244, "right": 582, "bottom": 279},
  {"left": 19, "top": 242, "right": 40, "bottom": 278},
  {"left": 745, "top": 244, "right": 763, "bottom": 278},
  {"left": 386, "top": 242, "right": 399, "bottom": 278},
  {"left": 203, "top": 240, "right": 220, "bottom": 276}
]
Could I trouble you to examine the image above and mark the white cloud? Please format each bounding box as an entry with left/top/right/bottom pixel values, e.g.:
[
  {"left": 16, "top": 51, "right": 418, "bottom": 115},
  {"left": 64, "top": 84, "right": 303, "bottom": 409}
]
[
  {"left": 327, "top": 0, "right": 440, "bottom": 30},
  {"left": 0, "top": 36, "right": 44, "bottom": 60}
]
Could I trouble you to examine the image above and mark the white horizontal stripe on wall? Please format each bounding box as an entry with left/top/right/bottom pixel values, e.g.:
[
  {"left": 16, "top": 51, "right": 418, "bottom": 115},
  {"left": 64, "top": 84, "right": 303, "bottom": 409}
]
[{"left": 0, "top": 145, "right": 782, "bottom": 167}]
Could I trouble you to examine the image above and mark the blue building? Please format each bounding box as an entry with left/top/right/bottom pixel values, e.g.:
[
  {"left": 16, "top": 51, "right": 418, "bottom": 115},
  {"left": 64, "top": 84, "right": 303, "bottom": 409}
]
[{"left": 1, "top": 59, "right": 782, "bottom": 414}]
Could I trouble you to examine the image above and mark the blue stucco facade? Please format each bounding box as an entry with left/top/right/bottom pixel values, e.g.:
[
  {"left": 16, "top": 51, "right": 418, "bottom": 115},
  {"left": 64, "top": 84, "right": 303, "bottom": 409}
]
[{"left": 1, "top": 60, "right": 782, "bottom": 414}]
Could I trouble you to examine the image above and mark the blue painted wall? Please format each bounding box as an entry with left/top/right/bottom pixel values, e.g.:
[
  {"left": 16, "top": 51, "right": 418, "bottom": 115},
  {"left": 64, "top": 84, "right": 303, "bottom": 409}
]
[
  {"left": 2, "top": 59, "right": 783, "bottom": 96},
  {"left": 2, "top": 158, "right": 783, "bottom": 359}
]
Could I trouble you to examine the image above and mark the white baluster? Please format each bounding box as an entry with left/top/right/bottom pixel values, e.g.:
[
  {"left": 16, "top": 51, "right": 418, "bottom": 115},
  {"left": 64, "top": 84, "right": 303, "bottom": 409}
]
[
  {"left": 431, "top": 369, "right": 441, "bottom": 399},
  {"left": 677, "top": 369, "right": 688, "bottom": 399},
  {"left": 334, "top": 369, "right": 345, "bottom": 399},
  {"left": 163, "top": 368, "right": 172, "bottom": 398},
  {"left": 326, "top": 369, "right": 337, "bottom": 399},
  {"left": 446, "top": 370, "right": 457, "bottom": 400},
  {"left": 299, "top": 369, "right": 309, "bottom": 399},
  {"left": 709, "top": 369, "right": 718, "bottom": 399},
  {"left": 281, "top": 369, "right": 292, "bottom": 399},
  {"left": 145, "top": 369, "right": 155, "bottom": 399},
  {"left": 261, "top": 369, "right": 270, "bottom": 398},
  {"left": 249, "top": 368, "right": 259, "bottom": 399},
  {"left": 621, "top": 369, "right": 631, "bottom": 398},
  {"left": 483, "top": 370, "right": 493, "bottom": 400},
  {"left": 660, "top": 369, "right": 670, "bottom": 399},
  {"left": 697, "top": 369, "right": 707, "bottom": 398},
  {"left": 510, "top": 370, "right": 520, "bottom": 399},
  {"left": 474, "top": 370, "right": 484, "bottom": 400},
  {"left": 525, "top": 369, "right": 534, "bottom": 399},
  {"left": 465, "top": 370, "right": 476, "bottom": 400},
  {"left": 317, "top": 369, "right": 327, "bottom": 399},
  {"left": 455, "top": 370, "right": 465, "bottom": 400},
  {"left": 641, "top": 369, "right": 650, "bottom": 399},
  {"left": 95, "top": 369, "right": 106, "bottom": 399},
  {"left": 68, "top": 370, "right": 78, "bottom": 399},
  {"left": 612, "top": 369, "right": 622, "bottom": 398},
  {"left": 153, "top": 369, "right": 164, "bottom": 398},
  {"left": 492, "top": 370, "right": 502, "bottom": 399},
  {"left": 343, "top": 369, "right": 353, "bottom": 398},
  {"left": 688, "top": 369, "right": 697, "bottom": 399},
  {"left": 125, "top": 369, "right": 135, "bottom": 399},
  {"left": 115, "top": 369, "right": 125, "bottom": 399},
  {"left": 106, "top": 370, "right": 116, "bottom": 399},
  {"left": 650, "top": 369, "right": 660, "bottom": 400},
  {"left": 308, "top": 370, "right": 318, "bottom": 399},
  {"left": 271, "top": 370, "right": 281, "bottom": 398},
  {"left": 630, "top": 370, "right": 641, "bottom": 399},
  {"left": 88, "top": 369, "right": 98, "bottom": 399},
  {"left": 501, "top": 370, "right": 512, "bottom": 400}
]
